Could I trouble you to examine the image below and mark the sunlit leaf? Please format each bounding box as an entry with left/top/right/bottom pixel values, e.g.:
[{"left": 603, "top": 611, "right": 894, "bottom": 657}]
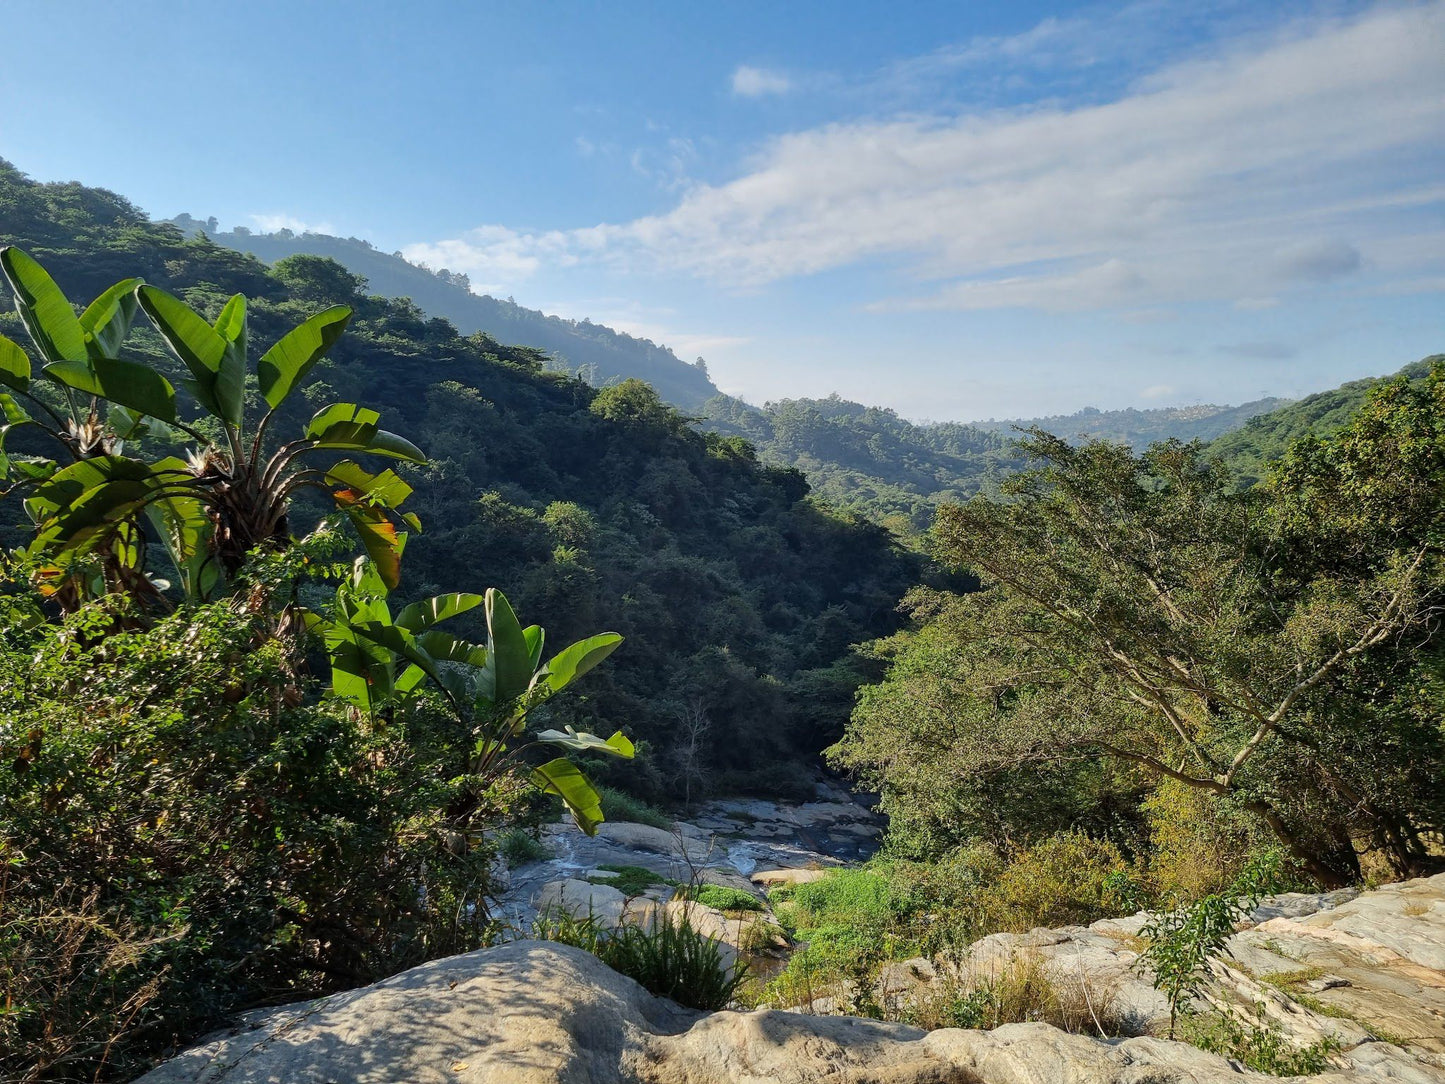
[
  {"left": 395, "top": 591, "right": 484, "bottom": 634},
  {"left": 534, "top": 727, "right": 635, "bottom": 759},
  {"left": 135, "top": 285, "right": 245, "bottom": 425},
  {"left": 0, "top": 247, "right": 85, "bottom": 364},
  {"left": 78, "top": 277, "right": 142, "bottom": 359},
  {"left": 531, "top": 757, "right": 605, "bottom": 835},
  {"left": 539, "top": 633, "right": 623, "bottom": 694},
  {"left": 0, "top": 333, "right": 31, "bottom": 392},
  {"left": 257, "top": 305, "right": 351, "bottom": 409},
  {"left": 43, "top": 357, "right": 177, "bottom": 422}
]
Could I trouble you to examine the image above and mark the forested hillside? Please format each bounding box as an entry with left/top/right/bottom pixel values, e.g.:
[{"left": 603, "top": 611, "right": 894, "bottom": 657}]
[
  {"left": 702, "top": 393, "right": 1017, "bottom": 529},
  {"left": 0, "top": 161, "right": 917, "bottom": 798},
  {"left": 981, "top": 397, "right": 1286, "bottom": 450},
  {"left": 184, "top": 220, "right": 724, "bottom": 410},
  {"left": 1208, "top": 355, "right": 1444, "bottom": 485}
]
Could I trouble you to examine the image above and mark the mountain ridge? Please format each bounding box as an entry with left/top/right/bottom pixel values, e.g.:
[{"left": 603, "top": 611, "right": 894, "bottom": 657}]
[{"left": 171, "top": 217, "right": 724, "bottom": 410}]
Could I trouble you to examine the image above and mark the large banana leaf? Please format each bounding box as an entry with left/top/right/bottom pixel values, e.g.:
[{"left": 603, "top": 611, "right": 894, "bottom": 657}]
[
  {"left": 326, "top": 460, "right": 413, "bottom": 508},
  {"left": 0, "top": 247, "right": 86, "bottom": 364},
  {"left": 136, "top": 286, "right": 246, "bottom": 426},
  {"left": 0, "top": 333, "right": 31, "bottom": 391},
  {"left": 144, "top": 462, "right": 218, "bottom": 600},
  {"left": 257, "top": 305, "right": 351, "bottom": 409},
  {"left": 395, "top": 591, "right": 484, "bottom": 633},
  {"left": 531, "top": 757, "right": 605, "bottom": 835},
  {"left": 43, "top": 357, "right": 177, "bottom": 422},
  {"left": 212, "top": 294, "right": 247, "bottom": 356},
  {"left": 534, "top": 727, "right": 635, "bottom": 759},
  {"left": 24, "top": 455, "right": 154, "bottom": 524},
  {"left": 305, "top": 403, "right": 425, "bottom": 462},
  {"left": 539, "top": 633, "right": 624, "bottom": 694},
  {"left": 78, "top": 277, "right": 142, "bottom": 360},
  {"left": 484, "top": 589, "right": 534, "bottom": 705}
]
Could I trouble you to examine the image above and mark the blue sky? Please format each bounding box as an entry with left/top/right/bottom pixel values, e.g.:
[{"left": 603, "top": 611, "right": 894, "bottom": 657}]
[{"left": 2, "top": 0, "right": 1442, "bottom": 419}]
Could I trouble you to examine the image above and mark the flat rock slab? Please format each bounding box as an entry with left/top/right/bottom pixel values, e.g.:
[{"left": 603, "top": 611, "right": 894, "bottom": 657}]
[
  {"left": 751, "top": 867, "right": 831, "bottom": 887},
  {"left": 138, "top": 941, "right": 1369, "bottom": 1084}
]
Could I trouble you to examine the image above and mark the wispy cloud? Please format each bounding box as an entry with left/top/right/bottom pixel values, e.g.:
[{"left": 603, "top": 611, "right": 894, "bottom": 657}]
[
  {"left": 407, "top": 4, "right": 1445, "bottom": 314},
  {"left": 731, "top": 65, "right": 791, "bottom": 97},
  {"left": 250, "top": 212, "right": 337, "bottom": 235}
]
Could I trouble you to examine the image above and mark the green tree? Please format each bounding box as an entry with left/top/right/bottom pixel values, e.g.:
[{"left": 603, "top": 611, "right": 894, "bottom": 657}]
[{"left": 838, "top": 395, "right": 1445, "bottom": 886}]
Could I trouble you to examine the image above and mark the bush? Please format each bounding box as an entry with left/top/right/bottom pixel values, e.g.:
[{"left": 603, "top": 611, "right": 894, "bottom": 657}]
[
  {"left": 974, "top": 832, "right": 1140, "bottom": 931},
  {"left": 530, "top": 909, "right": 747, "bottom": 1011},
  {"left": 0, "top": 599, "right": 504, "bottom": 1083},
  {"left": 603, "top": 913, "right": 749, "bottom": 1010},
  {"left": 597, "top": 785, "right": 673, "bottom": 830},
  {"left": 1183, "top": 1011, "right": 1339, "bottom": 1075},
  {"left": 904, "top": 953, "right": 1131, "bottom": 1036},
  {"left": 684, "top": 884, "right": 763, "bottom": 912}
]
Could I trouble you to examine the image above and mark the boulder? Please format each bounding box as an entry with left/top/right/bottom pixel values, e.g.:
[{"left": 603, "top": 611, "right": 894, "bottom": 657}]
[{"left": 138, "top": 941, "right": 1363, "bottom": 1084}]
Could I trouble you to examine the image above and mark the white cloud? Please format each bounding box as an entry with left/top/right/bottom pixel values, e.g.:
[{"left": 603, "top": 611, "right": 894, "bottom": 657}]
[
  {"left": 411, "top": 3, "right": 1445, "bottom": 313},
  {"left": 250, "top": 212, "right": 337, "bottom": 235},
  {"left": 730, "top": 65, "right": 791, "bottom": 98},
  {"left": 1140, "top": 384, "right": 1176, "bottom": 400}
]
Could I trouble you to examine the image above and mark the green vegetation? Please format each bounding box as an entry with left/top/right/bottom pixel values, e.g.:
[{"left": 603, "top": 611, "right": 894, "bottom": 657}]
[
  {"left": 193, "top": 224, "right": 725, "bottom": 410},
  {"left": 1138, "top": 856, "right": 1282, "bottom": 1038},
  {"left": 530, "top": 909, "right": 748, "bottom": 1011},
  {"left": 834, "top": 373, "right": 1445, "bottom": 888},
  {"left": 1208, "top": 356, "right": 1442, "bottom": 487},
  {"left": 0, "top": 234, "right": 632, "bottom": 1078},
  {"left": 1182, "top": 1012, "right": 1339, "bottom": 1076},
  {"left": 591, "top": 865, "right": 675, "bottom": 896},
  {"left": 684, "top": 884, "right": 764, "bottom": 912},
  {"left": 0, "top": 160, "right": 917, "bottom": 801},
  {"left": 597, "top": 785, "right": 673, "bottom": 829},
  {"left": 498, "top": 829, "right": 553, "bottom": 868}
]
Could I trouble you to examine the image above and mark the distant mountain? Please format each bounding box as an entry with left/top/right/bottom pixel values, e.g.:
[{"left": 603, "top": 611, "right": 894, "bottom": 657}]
[
  {"left": 976, "top": 398, "right": 1287, "bottom": 452},
  {"left": 703, "top": 394, "right": 1019, "bottom": 528},
  {"left": 175, "top": 218, "right": 723, "bottom": 410},
  {"left": 1207, "top": 354, "right": 1443, "bottom": 486}
]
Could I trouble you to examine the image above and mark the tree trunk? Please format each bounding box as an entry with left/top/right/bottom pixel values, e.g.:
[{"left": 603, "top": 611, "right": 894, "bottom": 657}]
[{"left": 1245, "top": 798, "right": 1360, "bottom": 888}]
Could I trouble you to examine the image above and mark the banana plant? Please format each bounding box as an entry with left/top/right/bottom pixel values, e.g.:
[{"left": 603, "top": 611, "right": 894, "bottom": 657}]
[
  {"left": 0, "top": 247, "right": 176, "bottom": 481},
  {"left": 0, "top": 247, "right": 182, "bottom": 598},
  {"left": 6, "top": 249, "right": 426, "bottom": 600},
  {"left": 310, "top": 560, "right": 628, "bottom": 833}
]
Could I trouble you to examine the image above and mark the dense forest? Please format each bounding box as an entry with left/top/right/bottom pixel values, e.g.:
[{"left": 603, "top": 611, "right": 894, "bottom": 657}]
[
  {"left": 0, "top": 160, "right": 917, "bottom": 799},
  {"left": 185, "top": 220, "right": 724, "bottom": 410}
]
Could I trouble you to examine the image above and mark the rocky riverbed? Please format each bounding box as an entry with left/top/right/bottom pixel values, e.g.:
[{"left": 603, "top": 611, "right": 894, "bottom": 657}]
[
  {"left": 137, "top": 788, "right": 1445, "bottom": 1082},
  {"left": 491, "top": 779, "right": 883, "bottom": 947},
  {"left": 138, "top": 871, "right": 1445, "bottom": 1083}
]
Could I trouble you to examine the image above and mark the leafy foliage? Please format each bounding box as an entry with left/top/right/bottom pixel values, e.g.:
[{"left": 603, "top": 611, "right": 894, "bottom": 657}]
[
  {"left": 835, "top": 390, "right": 1445, "bottom": 886},
  {"left": 0, "top": 159, "right": 917, "bottom": 795}
]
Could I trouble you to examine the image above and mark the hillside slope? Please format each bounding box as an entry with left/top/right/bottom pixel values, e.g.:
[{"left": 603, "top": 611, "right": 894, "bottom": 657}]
[
  {"left": 0, "top": 160, "right": 916, "bottom": 795},
  {"left": 1208, "top": 355, "right": 1443, "bottom": 485},
  {"left": 181, "top": 220, "right": 723, "bottom": 409},
  {"left": 981, "top": 397, "right": 1287, "bottom": 451}
]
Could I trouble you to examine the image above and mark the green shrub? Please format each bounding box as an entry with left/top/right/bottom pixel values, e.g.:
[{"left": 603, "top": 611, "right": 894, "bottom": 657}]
[
  {"left": 499, "top": 829, "right": 553, "bottom": 869},
  {"left": 592, "top": 864, "right": 675, "bottom": 896},
  {"left": 1183, "top": 1011, "right": 1339, "bottom": 1075},
  {"left": 603, "top": 913, "right": 749, "bottom": 1011},
  {"left": 0, "top": 598, "right": 505, "bottom": 1083},
  {"left": 684, "top": 884, "right": 763, "bottom": 912},
  {"left": 597, "top": 785, "right": 673, "bottom": 830},
  {"left": 530, "top": 910, "right": 747, "bottom": 1011},
  {"left": 975, "top": 832, "right": 1140, "bottom": 931}
]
